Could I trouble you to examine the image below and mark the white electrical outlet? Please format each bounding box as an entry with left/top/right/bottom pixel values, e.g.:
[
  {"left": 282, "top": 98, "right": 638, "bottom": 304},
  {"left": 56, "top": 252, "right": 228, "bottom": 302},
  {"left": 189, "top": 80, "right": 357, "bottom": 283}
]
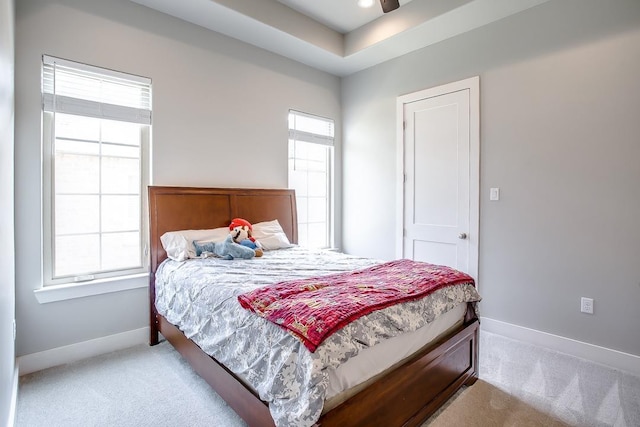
[{"left": 581, "top": 297, "right": 594, "bottom": 314}]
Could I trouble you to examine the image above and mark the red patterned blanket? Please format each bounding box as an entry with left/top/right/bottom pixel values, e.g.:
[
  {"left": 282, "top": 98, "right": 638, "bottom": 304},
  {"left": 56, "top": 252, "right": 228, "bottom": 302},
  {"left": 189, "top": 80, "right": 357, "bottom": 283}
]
[{"left": 237, "top": 259, "right": 474, "bottom": 352}]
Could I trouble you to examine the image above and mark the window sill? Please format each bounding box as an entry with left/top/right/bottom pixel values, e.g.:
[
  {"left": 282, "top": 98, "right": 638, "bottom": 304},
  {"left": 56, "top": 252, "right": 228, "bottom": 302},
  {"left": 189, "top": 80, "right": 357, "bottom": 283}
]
[{"left": 34, "top": 273, "right": 149, "bottom": 304}]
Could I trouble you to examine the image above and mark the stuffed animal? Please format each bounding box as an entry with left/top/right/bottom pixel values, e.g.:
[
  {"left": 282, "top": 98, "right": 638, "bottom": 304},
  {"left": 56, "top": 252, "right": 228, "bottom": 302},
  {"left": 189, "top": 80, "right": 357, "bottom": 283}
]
[
  {"left": 193, "top": 234, "right": 255, "bottom": 260},
  {"left": 229, "top": 218, "right": 263, "bottom": 257}
]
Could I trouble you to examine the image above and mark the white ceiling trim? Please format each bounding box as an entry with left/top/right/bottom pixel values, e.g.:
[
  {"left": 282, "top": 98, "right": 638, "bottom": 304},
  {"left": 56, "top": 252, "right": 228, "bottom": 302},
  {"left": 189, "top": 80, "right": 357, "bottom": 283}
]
[{"left": 129, "top": 0, "right": 551, "bottom": 76}]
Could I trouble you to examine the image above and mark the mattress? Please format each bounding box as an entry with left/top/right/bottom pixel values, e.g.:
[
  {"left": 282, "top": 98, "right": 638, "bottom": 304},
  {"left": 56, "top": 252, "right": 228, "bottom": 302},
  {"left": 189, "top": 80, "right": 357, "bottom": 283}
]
[
  {"left": 154, "top": 247, "right": 481, "bottom": 427},
  {"left": 323, "top": 301, "right": 466, "bottom": 412}
]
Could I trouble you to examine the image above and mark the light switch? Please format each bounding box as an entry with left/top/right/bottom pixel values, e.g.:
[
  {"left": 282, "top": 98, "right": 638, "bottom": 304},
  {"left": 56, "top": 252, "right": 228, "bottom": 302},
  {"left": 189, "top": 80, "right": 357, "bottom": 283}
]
[{"left": 490, "top": 187, "right": 500, "bottom": 201}]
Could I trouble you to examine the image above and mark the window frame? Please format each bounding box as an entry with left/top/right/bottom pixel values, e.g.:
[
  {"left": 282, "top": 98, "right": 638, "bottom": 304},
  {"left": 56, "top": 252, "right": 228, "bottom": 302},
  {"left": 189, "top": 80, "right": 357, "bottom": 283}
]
[
  {"left": 287, "top": 110, "right": 335, "bottom": 249},
  {"left": 41, "top": 56, "right": 151, "bottom": 288}
]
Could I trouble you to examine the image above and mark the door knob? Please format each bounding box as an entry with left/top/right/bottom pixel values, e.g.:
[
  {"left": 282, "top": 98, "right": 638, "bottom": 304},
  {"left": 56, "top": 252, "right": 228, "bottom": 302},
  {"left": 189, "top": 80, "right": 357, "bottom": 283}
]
[{"left": 458, "top": 233, "right": 468, "bottom": 240}]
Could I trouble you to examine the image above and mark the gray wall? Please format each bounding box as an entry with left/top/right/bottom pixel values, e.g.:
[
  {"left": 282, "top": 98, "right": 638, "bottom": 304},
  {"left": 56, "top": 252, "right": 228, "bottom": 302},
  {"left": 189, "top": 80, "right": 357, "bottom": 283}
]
[
  {"left": 15, "top": 0, "right": 341, "bottom": 356},
  {"left": 0, "top": 0, "right": 15, "bottom": 423},
  {"left": 342, "top": 0, "right": 640, "bottom": 356},
  {"left": 14, "top": 0, "right": 640, "bottom": 363}
]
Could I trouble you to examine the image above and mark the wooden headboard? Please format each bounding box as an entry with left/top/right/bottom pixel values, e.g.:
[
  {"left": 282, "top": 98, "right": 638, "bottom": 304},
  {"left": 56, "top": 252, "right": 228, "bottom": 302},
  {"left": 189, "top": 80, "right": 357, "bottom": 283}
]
[{"left": 148, "top": 186, "right": 298, "bottom": 273}]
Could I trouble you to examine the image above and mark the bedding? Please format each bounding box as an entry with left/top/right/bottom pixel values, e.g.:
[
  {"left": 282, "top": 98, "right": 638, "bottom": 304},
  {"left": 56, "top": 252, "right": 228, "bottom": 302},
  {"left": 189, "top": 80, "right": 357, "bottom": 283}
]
[
  {"left": 155, "top": 246, "right": 481, "bottom": 427},
  {"left": 322, "top": 302, "right": 467, "bottom": 410},
  {"left": 160, "top": 219, "right": 292, "bottom": 261},
  {"left": 160, "top": 227, "right": 229, "bottom": 261},
  {"left": 251, "top": 219, "right": 293, "bottom": 250},
  {"left": 238, "top": 259, "right": 475, "bottom": 352}
]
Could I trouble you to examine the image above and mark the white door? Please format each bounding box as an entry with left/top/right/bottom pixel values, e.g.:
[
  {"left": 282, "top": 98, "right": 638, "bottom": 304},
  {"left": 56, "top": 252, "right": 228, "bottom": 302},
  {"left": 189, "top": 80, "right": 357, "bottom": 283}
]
[{"left": 397, "top": 77, "right": 479, "bottom": 279}]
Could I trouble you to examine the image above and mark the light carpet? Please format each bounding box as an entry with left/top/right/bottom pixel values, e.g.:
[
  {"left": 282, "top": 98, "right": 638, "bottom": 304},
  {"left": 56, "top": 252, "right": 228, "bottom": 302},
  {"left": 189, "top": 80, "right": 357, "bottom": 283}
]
[
  {"left": 16, "top": 331, "right": 640, "bottom": 426},
  {"left": 425, "top": 380, "right": 572, "bottom": 427}
]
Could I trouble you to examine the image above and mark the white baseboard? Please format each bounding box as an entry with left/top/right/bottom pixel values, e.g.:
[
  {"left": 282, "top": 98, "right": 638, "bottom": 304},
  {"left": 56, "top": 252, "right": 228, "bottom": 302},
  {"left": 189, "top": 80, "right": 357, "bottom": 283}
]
[
  {"left": 6, "top": 365, "right": 18, "bottom": 427},
  {"left": 17, "top": 327, "right": 149, "bottom": 376},
  {"left": 481, "top": 317, "right": 640, "bottom": 377}
]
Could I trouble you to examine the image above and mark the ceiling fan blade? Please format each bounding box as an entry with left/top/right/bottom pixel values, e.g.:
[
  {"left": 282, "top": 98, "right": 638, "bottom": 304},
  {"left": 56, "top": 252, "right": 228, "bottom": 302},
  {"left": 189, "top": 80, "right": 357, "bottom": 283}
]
[{"left": 380, "top": 0, "right": 400, "bottom": 13}]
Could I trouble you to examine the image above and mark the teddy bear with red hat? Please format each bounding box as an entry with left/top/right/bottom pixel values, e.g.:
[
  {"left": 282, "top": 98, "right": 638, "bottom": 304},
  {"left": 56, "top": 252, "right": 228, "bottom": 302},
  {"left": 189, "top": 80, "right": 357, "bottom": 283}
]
[{"left": 229, "top": 218, "right": 263, "bottom": 257}]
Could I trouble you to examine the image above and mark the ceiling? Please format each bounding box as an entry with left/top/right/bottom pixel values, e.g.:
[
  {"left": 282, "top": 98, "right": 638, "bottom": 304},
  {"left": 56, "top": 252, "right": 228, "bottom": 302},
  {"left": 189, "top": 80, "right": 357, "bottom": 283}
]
[
  {"left": 129, "top": 0, "right": 551, "bottom": 76},
  {"left": 276, "top": 0, "right": 417, "bottom": 34}
]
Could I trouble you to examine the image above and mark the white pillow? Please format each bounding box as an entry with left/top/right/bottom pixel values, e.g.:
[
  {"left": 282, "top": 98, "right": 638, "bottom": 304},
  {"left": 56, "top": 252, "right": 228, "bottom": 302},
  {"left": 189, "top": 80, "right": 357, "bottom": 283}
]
[
  {"left": 252, "top": 219, "right": 293, "bottom": 250},
  {"left": 160, "top": 227, "right": 229, "bottom": 261}
]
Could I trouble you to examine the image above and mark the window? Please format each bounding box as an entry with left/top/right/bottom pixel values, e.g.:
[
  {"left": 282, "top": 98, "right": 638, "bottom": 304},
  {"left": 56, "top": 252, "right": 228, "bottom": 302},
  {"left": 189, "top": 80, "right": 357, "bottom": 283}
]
[
  {"left": 42, "top": 56, "right": 151, "bottom": 286},
  {"left": 288, "top": 110, "right": 334, "bottom": 248}
]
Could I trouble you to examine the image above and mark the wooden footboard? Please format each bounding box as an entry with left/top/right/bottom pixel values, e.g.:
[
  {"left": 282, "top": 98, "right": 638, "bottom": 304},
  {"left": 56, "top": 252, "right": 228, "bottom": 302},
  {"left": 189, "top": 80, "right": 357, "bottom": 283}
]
[
  {"left": 318, "top": 313, "right": 479, "bottom": 426},
  {"left": 156, "top": 310, "right": 479, "bottom": 427}
]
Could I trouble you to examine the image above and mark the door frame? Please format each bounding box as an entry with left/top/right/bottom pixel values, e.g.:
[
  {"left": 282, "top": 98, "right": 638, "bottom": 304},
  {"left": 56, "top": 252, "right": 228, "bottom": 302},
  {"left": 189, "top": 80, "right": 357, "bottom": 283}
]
[{"left": 395, "top": 76, "right": 480, "bottom": 281}]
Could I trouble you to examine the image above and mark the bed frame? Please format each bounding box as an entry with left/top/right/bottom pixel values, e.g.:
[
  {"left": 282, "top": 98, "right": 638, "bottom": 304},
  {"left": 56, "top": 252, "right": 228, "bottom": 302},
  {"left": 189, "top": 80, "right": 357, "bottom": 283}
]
[{"left": 148, "top": 186, "right": 479, "bottom": 427}]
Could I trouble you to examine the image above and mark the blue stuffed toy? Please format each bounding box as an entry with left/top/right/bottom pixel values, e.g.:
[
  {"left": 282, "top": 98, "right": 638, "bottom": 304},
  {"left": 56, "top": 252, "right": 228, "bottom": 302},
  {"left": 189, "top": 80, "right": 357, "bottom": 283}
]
[
  {"left": 193, "top": 234, "right": 255, "bottom": 260},
  {"left": 239, "top": 239, "right": 258, "bottom": 251}
]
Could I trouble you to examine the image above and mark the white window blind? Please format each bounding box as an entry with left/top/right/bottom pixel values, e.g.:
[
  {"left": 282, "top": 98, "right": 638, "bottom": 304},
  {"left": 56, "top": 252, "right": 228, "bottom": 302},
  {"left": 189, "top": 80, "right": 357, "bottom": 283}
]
[
  {"left": 43, "top": 55, "right": 151, "bottom": 125},
  {"left": 288, "top": 110, "right": 334, "bottom": 146},
  {"left": 288, "top": 110, "right": 334, "bottom": 249},
  {"left": 42, "top": 56, "right": 152, "bottom": 286}
]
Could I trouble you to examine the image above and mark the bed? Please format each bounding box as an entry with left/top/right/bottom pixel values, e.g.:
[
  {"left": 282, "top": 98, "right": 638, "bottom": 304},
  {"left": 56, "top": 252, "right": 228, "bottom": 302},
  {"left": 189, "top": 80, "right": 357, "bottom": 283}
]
[{"left": 148, "top": 186, "right": 480, "bottom": 427}]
